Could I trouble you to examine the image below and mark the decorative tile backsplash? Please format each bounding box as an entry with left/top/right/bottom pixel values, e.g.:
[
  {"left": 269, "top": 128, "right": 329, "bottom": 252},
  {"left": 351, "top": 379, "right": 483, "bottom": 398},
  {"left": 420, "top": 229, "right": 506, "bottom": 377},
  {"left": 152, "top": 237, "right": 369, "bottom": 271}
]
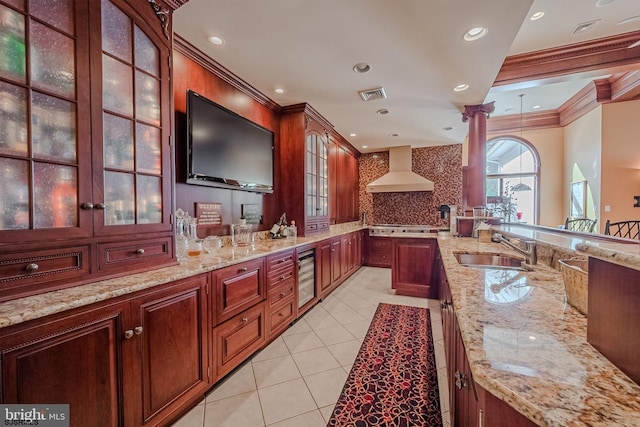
[{"left": 359, "top": 145, "right": 463, "bottom": 226}]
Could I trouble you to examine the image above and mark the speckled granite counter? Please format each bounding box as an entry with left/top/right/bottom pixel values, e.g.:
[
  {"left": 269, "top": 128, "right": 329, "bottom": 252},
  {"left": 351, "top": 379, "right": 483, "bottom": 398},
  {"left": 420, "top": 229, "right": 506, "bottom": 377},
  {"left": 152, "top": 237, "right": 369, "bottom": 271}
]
[
  {"left": 438, "top": 234, "right": 640, "bottom": 426},
  {"left": 0, "top": 223, "right": 367, "bottom": 329},
  {"left": 495, "top": 224, "right": 640, "bottom": 271}
]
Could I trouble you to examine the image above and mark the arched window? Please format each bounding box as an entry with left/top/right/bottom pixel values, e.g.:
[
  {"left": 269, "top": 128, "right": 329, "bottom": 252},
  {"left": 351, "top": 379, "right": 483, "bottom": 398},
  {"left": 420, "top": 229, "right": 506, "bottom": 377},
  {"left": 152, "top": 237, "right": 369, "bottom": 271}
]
[{"left": 486, "top": 137, "right": 540, "bottom": 224}]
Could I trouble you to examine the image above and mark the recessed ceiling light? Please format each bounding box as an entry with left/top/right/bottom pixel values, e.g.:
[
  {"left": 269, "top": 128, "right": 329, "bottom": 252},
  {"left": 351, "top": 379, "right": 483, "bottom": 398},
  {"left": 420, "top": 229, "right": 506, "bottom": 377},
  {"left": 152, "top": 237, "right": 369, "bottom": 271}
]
[
  {"left": 389, "top": 133, "right": 398, "bottom": 137},
  {"left": 619, "top": 15, "right": 640, "bottom": 25},
  {"left": 362, "top": 145, "right": 368, "bottom": 149},
  {"left": 353, "top": 63, "right": 371, "bottom": 73},
  {"left": 453, "top": 84, "right": 469, "bottom": 92},
  {"left": 376, "top": 109, "right": 389, "bottom": 115},
  {"left": 442, "top": 126, "right": 454, "bottom": 131},
  {"left": 208, "top": 36, "right": 224, "bottom": 45},
  {"left": 596, "top": 0, "right": 615, "bottom": 7},
  {"left": 350, "top": 133, "right": 357, "bottom": 137},
  {"left": 532, "top": 105, "right": 541, "bottom": 109},
  {"left": 530, "top": 11, "right": 544, "bottom": 21},
  {"left": 274, "top": 88, "right": 284, "bottom": 94},
  {"left": 463, "top": 27, "right": 488, "bottom": 41}
]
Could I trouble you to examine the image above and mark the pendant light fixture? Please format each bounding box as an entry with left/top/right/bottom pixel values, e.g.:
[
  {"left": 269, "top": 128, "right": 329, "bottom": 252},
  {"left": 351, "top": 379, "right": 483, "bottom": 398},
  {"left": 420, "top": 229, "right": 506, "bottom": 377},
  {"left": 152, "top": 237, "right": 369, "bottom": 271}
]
[{"left": 511, "top": 93, "right": 532, "bottom": 192}]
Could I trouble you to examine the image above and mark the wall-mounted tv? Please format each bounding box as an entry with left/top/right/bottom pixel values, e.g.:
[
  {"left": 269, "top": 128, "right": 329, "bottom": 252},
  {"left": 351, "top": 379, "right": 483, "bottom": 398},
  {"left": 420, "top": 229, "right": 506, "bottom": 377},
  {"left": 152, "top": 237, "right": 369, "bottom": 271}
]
[{"left": 186, "top": 90, "right": 274, "bottom": 193}]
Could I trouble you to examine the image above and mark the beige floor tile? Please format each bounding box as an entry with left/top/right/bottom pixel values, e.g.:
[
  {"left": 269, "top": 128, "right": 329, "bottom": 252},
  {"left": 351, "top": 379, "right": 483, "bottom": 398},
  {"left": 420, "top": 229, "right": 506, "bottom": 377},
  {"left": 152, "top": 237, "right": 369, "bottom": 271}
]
[
  {"left": 282, "top": 318, "right": 312, "bottom": 336},
  {"left": 342, "top": 319, "right": 373, "bottom": 339},
  {"left": 291, "top": 347, "right": 341, "bottom": 376},
  {"left": 206, "top": 362, "right": 256, "bottom": 403},
  {"left": 303, "top": 367, "right": 348, "bottom": 408},
  {"left": 326, "top": 339, "right": 362, "bottom": 366},
  {"left": 282, "top": 330, "right": 324, "bottom": 353},
  {"left": 313, "top": 324, "right": 356, "bottom": 346},
  {"left": 304, "top": 312, "right": 343, "bottom": 331},
  {"left": 258, "top": 378, "right": 317, "bottom": 425},
  {"left": 319, "top": 405, "right": 335, "bottom": 423},
  {"left": 252, "top": 355, "right": 301, "bottom": 389},
  {"left": 203, "top": 391, "right": 264, "bottom": 427},
  {"left": 434, "top": 339, "right": 446, "bottom": 368},
  {"left": 320, "top": 297, "right": 352, "bottom": 314},
  {"left": 171, "top": 402, "right": 204, "bottom": 427},
  {"left": 266, "top": 410, "right": 326, "bottom": 427},
  {"left": 252, "top": 336, "right": 290, "bottom": 363},
  {"left": 342, "top": 364, "right": 353, "bottom": 374},
  {"left": 330, "top": 309, "right": 366, "bottom": 325}
]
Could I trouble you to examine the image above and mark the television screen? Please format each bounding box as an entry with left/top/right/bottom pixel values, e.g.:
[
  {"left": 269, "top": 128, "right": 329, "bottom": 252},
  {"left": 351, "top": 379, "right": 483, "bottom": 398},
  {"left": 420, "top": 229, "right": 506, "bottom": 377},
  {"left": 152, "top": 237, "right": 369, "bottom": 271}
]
[{"left": 186, "top": 90, "right": 274, "bottom": 193}]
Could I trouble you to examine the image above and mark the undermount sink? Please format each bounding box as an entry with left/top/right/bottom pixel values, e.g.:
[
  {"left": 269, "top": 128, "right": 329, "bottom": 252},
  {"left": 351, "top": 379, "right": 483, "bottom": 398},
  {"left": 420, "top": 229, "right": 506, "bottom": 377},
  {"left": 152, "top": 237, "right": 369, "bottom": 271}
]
[{"left": 454, "top": 252, "right": 530, "bottom": 271}]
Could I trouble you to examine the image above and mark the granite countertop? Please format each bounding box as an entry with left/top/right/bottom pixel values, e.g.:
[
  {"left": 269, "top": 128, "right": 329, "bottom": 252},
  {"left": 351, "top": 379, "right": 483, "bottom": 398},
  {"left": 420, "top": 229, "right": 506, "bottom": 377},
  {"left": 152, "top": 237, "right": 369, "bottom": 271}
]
[
  {"left": 0, "top": 223, "right": 367, "bottom": 330},
  {"left": 438, "top": 234, "right": 640, "bottom": 426}
]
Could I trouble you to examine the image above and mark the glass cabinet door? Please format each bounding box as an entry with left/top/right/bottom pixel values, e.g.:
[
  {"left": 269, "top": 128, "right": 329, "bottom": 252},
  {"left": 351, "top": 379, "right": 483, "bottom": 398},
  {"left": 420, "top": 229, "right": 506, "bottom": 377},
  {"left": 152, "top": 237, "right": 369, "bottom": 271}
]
[
  {"left": 0, "top": 0, "right": 91, "bottom": 238},
  {"left": 97, "top": 0, "right": 164, "bottom": 232},
  {"left": 305, "top": 131, "right": 328, "bottom": 218}
]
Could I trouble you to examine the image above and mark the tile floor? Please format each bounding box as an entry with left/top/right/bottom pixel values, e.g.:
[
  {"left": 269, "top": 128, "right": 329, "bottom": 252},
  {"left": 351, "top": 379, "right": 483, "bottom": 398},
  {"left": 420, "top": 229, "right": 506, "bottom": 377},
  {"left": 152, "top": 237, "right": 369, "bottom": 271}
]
[{"left": 172, "top": 266, "right": 450, "bottom": 427}]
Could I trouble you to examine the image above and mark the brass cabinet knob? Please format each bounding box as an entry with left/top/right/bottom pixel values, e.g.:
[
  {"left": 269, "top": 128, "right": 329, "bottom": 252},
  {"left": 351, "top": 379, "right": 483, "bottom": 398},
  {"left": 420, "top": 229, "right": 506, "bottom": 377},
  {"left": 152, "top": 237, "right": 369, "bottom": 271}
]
[
  {"left": 124, "top": 330, "right": 134, "bottom": 339},
  {"left": 241, "top": 317, "right": 248, "bottom": 324},
  {"left": 94, "top": 203, "right": 107, "bottom": 210},
  {"left": 136, "top": 249, "right": 145, "bottom": 255},
  {"left": 134, "top": 326, "right": 143, "bottom": 335},
  {"left": 81, "top": 202, "right": 94, "bottom": 210},
  {"left": 238, "top": 267, "right": 248, "bottom": 272}
]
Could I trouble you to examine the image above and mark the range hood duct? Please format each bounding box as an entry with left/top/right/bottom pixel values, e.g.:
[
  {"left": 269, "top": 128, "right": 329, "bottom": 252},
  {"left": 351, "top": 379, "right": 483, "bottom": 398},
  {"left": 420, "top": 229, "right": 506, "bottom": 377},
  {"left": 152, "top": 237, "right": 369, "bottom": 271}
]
[{"left": 366, "top": 146, "right": 434, "bottom": 193}]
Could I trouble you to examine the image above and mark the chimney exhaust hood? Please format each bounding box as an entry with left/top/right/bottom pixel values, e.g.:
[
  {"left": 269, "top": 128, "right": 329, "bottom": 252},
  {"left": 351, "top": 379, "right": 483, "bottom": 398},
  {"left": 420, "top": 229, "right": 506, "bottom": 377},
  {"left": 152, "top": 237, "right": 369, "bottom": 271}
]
[{"left": 366, "top": 146, "right": 434, "bottom": 193}]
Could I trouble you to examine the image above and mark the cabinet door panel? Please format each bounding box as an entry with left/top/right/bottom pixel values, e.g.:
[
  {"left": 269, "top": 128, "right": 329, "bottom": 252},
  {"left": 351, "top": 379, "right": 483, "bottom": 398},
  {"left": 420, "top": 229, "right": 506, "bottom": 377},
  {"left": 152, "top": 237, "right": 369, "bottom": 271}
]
[
  {"left": 214, "top": 258, "right": 265, "bottom": 325},
  {"left": 0, "top": 307, "right": 126, "bottom": 427},
  {"left": 134, "top": 275, "right": 209, "bottom": 423},
  {"left": 392, "top": 239, "right": 436, "bottom": 298},
  {"left": 318, "top": 242, "right": 332, "bottom": 295}
]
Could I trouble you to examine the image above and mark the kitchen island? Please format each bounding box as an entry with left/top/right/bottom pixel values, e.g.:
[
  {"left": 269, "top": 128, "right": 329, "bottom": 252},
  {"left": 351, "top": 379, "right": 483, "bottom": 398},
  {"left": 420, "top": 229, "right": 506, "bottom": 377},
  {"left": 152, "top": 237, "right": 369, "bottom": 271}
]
[{"left": 438, "top": 228, "right": 640, "bottom": 426}]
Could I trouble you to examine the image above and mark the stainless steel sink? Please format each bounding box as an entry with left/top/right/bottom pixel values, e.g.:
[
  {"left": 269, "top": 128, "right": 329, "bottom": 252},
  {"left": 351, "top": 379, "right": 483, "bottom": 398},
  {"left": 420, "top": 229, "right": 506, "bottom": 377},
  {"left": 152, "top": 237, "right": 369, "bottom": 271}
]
[{"left": 454, "top": 252, "right": 530, "bottom": 271}]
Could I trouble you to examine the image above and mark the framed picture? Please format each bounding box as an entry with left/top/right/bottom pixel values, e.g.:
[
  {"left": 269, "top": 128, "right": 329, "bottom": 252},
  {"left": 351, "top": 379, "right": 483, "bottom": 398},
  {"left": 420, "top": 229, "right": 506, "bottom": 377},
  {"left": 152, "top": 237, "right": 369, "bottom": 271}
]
[{"left": 570, "top": 181, "right": 586, "bottom": 218}]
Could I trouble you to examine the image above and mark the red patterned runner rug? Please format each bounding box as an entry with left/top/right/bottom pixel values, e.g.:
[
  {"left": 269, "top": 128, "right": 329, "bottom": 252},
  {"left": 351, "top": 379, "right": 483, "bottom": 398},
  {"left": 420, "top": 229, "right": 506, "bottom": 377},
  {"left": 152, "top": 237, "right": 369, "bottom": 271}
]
[{"left": 327, "top": 303, "right": 442, "bottom": 427}]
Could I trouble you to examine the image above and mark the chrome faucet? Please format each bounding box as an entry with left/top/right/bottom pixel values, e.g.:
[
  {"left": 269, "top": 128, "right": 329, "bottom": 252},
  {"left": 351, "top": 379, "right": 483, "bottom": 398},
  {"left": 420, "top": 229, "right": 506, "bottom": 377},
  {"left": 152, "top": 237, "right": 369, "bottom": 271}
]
[{"left": 491, "top": 233, "right": 537, "bottom": 266}]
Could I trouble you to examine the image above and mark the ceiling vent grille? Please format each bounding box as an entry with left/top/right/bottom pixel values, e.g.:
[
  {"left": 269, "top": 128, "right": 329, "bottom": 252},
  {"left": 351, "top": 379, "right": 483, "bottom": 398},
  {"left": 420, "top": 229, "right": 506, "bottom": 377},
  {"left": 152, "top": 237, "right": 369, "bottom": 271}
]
[
  {"left": 572, "top": 20, "right": 599, "bottom": 36},
  {"left": 358, "top": 87, "right": 387, "bottom": 101}
]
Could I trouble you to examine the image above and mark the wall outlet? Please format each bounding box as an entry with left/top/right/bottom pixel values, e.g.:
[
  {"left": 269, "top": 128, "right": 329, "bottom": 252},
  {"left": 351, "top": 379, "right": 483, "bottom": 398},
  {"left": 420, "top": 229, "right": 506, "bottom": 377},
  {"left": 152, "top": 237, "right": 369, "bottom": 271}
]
[{"left": 604, "top": 205, "right": 611, "bottom": 212}]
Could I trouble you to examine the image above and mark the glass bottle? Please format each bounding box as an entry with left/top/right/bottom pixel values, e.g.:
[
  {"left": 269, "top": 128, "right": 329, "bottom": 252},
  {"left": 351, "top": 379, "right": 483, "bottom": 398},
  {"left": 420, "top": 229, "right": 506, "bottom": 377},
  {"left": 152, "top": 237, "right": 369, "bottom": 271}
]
[
  {"left": 175, "top": 208, "right": 188, "bottom": 260},
  {"left": 187, "top": 217, "right": 202, "bottom": 256}
]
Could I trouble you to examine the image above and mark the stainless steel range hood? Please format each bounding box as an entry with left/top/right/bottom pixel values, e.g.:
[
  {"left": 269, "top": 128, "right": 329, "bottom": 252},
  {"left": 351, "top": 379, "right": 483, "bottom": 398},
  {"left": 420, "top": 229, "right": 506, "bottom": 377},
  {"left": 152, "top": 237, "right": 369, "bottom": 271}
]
[{"left": 366, "top": 146, "right": 434, "bottom": 193}]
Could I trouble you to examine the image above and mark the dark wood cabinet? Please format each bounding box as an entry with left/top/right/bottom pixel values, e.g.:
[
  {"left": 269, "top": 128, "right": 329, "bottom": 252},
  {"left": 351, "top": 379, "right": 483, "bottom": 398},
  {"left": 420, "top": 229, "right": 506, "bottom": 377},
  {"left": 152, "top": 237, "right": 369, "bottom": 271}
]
[
  {"left": 329, "top": 134, "right": 360, "bottom": 224},
  {"left": 364, "top": 235, "right": 393, "bottom": 268},
  {"left": 0, "top": 273, "right": 210, "bottom": 427},
  {"left": 392, "top": 238, "right": 437, "bottom": 298},
  {"left": 266, "top": 250, "right": 296, "bottom": 339},
  {"left": 318, "top": 240, "right": 334, "bottom": 295},
  {"left": 278, "top": 104, "right": 332, "bottom": 236},
  {"left": 0, "top": 0, "right": 177, "bottom": 302}
]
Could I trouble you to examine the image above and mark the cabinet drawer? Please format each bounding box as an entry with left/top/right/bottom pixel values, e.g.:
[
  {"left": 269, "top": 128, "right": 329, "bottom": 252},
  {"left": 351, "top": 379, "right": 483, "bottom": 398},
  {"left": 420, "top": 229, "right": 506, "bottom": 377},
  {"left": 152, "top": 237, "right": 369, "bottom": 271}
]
[
  {"left": 213, "top": 258, "right": 265, "bottom": 325},
  {"left": 267, "top": 268, "right": 294, "bottom": 288},
  {"left": 212, "top": 302, "right": 265, "bottom": 380},
  {"left": 0, "top": 246, "right": 90, "bottom": 299},
  {"left": 268, "top": 279, "right": 295, "bottom": 307},
  {"left": 267, "top": 297, "right": 295, "bottom": 337},
  {"left": 267, "top": 250, "right": 295, "bottom": 273},
  {"left": 97, "top": 237, "right": 173, "bottom": 273}
]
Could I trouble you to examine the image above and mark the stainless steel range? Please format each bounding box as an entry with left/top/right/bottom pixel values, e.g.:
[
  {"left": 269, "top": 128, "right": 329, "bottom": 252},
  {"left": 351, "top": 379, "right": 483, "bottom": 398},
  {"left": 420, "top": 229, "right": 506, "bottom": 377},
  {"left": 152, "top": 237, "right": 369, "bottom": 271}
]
[{"left": 368, "top": 224, "right": 447, "bottom": 236}]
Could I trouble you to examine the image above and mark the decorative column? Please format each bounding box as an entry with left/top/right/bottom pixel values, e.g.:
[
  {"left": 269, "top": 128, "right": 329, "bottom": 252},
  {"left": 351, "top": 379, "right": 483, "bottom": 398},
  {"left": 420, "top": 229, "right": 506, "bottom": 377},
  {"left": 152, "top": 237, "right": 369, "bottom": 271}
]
[{"left": 462, "top": 102, "right": 494, "bottom": 210}]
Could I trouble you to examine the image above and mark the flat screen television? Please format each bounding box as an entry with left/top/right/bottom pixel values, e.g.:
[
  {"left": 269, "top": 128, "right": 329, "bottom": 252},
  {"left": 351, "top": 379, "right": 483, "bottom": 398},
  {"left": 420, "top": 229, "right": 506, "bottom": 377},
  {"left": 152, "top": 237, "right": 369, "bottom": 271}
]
[{"left": 186, "top": 90, "right": 274, "bottom": 193}]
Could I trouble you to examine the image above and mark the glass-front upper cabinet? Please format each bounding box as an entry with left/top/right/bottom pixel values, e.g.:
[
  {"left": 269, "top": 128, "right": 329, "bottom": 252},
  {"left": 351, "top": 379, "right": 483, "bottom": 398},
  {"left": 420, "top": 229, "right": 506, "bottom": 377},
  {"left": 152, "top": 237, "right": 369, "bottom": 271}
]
[
  {"left": 0, "top": 0, "right": 171, "bottom": 241},
  {"left": 305, "top": 130, "right": 328, "bottom": 218},
  {"left": 0, "top": 0, "right": 90, "bottom": 239},
  {"left": 99, "top": 0, "right": 164, "bottom": 230}
]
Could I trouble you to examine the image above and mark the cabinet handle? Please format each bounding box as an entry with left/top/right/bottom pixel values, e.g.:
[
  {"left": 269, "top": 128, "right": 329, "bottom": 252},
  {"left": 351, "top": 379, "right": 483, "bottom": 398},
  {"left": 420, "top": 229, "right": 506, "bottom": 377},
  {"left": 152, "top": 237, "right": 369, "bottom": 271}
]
[
  {"left": 136, "top": 248, "right": 145, "bottom": 255},
  {"left": 238, "top": 267, "right": 248, "bottom": 272},
  {"left": 279, "top": 312, "right": 286, "bottom": 317},
  {"left": 81, "top": 202, "right": 94, "bottom": 210},
  {"left": 241, "top": 317, "right": 248, "bottom": 324},
  {"left": 280, "top": 275, "right": 286, "bottom": 280},
  {"left": 25, "top": 263, "right": 39, "bottom": 273},
  {"left": 124, "top": 330, "right": 134, "bottom": 339},
  {"left": 454, "top": 371, "right": 468, "bottom": 389},
  {"left": 278, "top": 258, "right": 286, "bottom": 263},
  {"left": 94, "top": 203, "right": 107, "bottom": 210},
  {"left": 134, "top": 326, "right": 143, "bottom": 335},
  {"left": 279, "top": 292, "right": 286, "bottom": 297}
]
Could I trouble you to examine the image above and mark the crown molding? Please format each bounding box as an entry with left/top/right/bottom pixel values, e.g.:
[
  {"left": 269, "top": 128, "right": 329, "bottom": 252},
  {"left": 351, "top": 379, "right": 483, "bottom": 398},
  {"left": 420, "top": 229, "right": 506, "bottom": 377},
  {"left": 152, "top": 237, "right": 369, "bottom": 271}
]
[
  {"left": 173, "top": 34, "right": 281, "bottom": 111},
  {"left": 487, "top": 110, "right": 560, "bottom": 134},
  {"left": 495, "top": 30, "right": 640, "bottom": 87}
]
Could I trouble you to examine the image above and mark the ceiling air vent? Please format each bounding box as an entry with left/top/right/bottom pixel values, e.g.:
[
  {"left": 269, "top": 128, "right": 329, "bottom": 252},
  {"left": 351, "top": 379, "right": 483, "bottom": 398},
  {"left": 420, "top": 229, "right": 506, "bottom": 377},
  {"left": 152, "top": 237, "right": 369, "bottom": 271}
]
[
  {"left": 572, "top": 20, "right": 600, "bottom": 36},
  {"left": 358, "top": 87, "right": 387, "bottom": 101}
]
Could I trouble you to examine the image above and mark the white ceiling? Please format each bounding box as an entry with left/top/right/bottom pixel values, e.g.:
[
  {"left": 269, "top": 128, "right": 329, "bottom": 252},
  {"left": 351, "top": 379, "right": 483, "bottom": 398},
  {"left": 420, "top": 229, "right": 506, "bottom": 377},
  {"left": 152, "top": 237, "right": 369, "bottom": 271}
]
[{"left": 173, "top": 0, "right": 640, "bottom": 153}]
